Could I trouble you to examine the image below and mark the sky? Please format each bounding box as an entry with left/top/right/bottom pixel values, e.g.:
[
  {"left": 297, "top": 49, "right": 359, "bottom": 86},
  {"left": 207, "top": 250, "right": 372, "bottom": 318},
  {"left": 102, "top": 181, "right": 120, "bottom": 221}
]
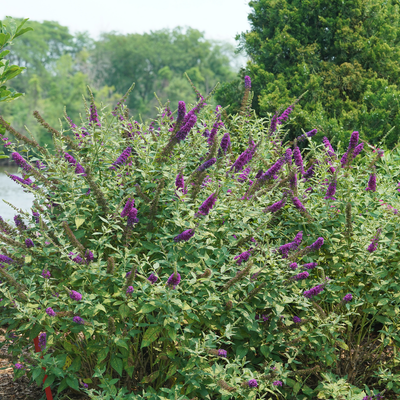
[{"left": 1, "top": 0, "right": 252, "bottom": 45}]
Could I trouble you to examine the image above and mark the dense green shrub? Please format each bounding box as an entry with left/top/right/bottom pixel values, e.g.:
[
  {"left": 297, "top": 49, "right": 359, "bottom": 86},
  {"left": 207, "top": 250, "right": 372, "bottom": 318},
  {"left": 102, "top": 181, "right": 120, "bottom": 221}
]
[
  {"left": 0, "top": 78, "right": 399, "bottom": 399},
  {"left": 217, "top": 0, "right": 400, "bottom": 148}
]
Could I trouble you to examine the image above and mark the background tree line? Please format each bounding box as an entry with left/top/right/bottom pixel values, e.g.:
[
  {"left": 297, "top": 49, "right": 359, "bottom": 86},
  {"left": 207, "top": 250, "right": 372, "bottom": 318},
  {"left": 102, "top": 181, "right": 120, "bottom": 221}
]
[{"left": 0, "top": 19, "right": 238, "bottom": 148}]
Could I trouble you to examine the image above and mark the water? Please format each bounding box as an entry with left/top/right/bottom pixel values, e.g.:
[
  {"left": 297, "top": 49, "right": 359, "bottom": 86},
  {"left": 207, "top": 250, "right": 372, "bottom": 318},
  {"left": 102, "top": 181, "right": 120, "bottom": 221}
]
[{"left": 0, "top": 167, "right": 34, "bottom": 221}]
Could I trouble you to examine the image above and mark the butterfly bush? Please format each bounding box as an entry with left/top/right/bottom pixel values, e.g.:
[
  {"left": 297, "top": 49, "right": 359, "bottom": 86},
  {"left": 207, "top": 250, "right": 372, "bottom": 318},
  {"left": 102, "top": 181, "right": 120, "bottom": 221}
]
[{"left": 0, "top": 79, "right": 399, "bottom": 400}]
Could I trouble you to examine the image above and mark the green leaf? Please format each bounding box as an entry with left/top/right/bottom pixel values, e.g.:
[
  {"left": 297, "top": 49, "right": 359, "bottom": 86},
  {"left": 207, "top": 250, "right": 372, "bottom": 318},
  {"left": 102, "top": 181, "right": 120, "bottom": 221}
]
[
  {"left": 94, "top": 304, "right": 106, "bottom": 315},
  {"left": 111, "top": 356, "right": 123, "bottom": 376},
  {"left": 139, "top": 304, "right": 156, "bottom": 314},
  {"left": 75, "top": 217, "right": 85, "bottom": 229},
  {"left": 69, "top": 356, "right": 81, "bottom": 372},
  {"left": 141, "top": 326, "right": 163, "bottom": 348},
  {"left": 57, "top": 378, "right": 68, "bottom": 394},
  {"left": 0, "top": 33, "right": 11, "bottom": 48},
  {"left": 119, "top": 304, "right": 130, "bottom": 319},
  {"left": 29, "top": 324, "right": 42, "bottom": 340},
  {"left": 236, "top": 345, "right": 248, "bottom": 358},
  {"left": 97, "top": 346, "right": 109, "bottom": 363},
  {"left": 43, "top": 374, "right": 56, "bottom": 389},
  {"left": 32, "top": 367, "right": 45, "bottom": 385},
  {"left": 14, "top": 27, "right": 33, "bottom": 39},
  {"left": 66, "top": 375, "right": 79, "bottom": 391},
  {"left": 115, "top": 338, "right": 128, "bottom": 350},
  {"left": 293, "top": 382, "right": 301, "bottom": 394}
]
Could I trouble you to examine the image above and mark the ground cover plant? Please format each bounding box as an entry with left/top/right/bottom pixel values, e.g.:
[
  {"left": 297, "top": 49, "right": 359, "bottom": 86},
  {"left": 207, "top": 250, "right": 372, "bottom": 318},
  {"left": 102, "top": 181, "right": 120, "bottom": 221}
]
[{"left": 0, "top": 76, "right": 399, "bottom": 399}]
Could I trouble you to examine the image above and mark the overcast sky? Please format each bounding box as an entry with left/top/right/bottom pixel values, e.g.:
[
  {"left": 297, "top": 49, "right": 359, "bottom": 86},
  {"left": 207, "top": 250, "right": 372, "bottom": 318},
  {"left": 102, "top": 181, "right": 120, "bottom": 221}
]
[{"left": 2, "top": 0, "right": 252, "bottom": 44}]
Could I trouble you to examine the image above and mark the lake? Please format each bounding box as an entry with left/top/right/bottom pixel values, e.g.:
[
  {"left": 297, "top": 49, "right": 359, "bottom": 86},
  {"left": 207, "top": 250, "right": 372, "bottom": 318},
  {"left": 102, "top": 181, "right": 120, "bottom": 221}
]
[{"left": 0, "top": 167, "right": 34, "bottom": 222}]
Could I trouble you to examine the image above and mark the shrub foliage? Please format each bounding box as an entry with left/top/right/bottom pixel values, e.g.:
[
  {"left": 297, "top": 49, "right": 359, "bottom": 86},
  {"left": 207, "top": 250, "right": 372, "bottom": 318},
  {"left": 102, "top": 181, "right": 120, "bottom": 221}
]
[{"left": 0, "top": 79, "right": 400, "bottom": 399}]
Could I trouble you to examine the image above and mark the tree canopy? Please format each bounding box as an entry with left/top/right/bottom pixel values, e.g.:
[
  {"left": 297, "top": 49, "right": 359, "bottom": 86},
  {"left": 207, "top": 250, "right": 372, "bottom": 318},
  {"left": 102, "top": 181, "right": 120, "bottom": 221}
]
[{"left": 220, "top": 0, "right": 400, "bottom": 147}]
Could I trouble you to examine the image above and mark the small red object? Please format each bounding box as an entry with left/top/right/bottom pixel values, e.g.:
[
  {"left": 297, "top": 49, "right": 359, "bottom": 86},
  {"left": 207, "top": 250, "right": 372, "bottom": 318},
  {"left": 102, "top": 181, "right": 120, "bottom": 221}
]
[{"left": 33, "top": 335, "right": 54, "bottom": 400}]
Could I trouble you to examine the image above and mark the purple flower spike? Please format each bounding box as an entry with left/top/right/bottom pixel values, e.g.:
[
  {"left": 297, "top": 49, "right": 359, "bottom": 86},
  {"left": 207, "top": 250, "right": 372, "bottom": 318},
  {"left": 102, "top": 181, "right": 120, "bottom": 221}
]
[
  {"left": 0, "top": 255, "right": 13, "bottom": 264},
  {"left": 366, "top": 174, "right": 376, "bottom": 192},
  {"left": 255, "top": 169, "right": 263, "bottom": 179},
  {"left": 303, "top": 262, "right": 317, "bottom": 270},
  {"left": 219, "top": 133, "right": 231, "bottom": 156},
  {"left": 85, "top": 249, "right": 94, "bottom": 263},
  {"left": 75, "top": 164, "right": 86, "bottom": 176},
  {"left": 292, "top": 196, "right": 307, "bottom": 213},
  {"left": 166, "top": 272, "right": 181, "bottom": 289},
  {"left": 303, "top": 161, "right": 318, "bottom": 180},
  {"left": 324, "top": 179, "right": 337, "bottom": 200},
  {"left": 293, "top": 271, "right": 309, "bottom": 280},
  {"left": 234, "top": 250, "right": 252, "bottom": 265},
  {"left": 260, "top": 158, "right": 285, "bottom": 181},
  {"left": 15, "top": 363, "right": 24, "bottom": 370},
  {"left": 197, "top": 158, "right": 216, "bottom": 172},
  {"left": 197, "top": 193, "right": 217, "bottom": 216},
  {"left": 218, "top": 349, "right": 227, "bottom": 357},
  {"left": 73, "top": 316, "right": 84, "bottom": 325},
  {"left": 11, "top": 152, "right": 31, "bottom": 172},
  {"left": 126, "top": 286, "right": 134, "bottom": 294},
  {"left": 41, "top": 269, "right": 51, "bottom": 279},
  {"left": 90, "top": 102, "right": 101, "bottom": 127},
  {"left": 303, "top": 284, "right": 324, "bottom": 299},
  {"left": 343, "top": 294, "right": 353, "bottom": 302},
  {"left": 367, "top": 228, "right": 381, "bottom": 252},
  {"left": 352, "top": 142, "right": 364, "bottom": 158},
  {"left": 285, "top": 149, "right": 292, "bottom": 164},
  {"left": 70, "top": 290, "right": 82, "bottom": 301},
  {"left": 69, "top": 252, "right": 83, "bottom": 264},
  {"left": 174, "top": 229, "right": 195, "bottom": 242},
  {"left": 25, "top": 238, "right": 34, "bottom": 248},
  {"left": 244, "top": 75, "right": 251, "bottom": 88},
  {"left": 322, "top": 137, "right": 336, "bottom": 158},
  {"left": 46, "top": 307, "right": 56, "bottom": 317},
  {"left": 293, "top": 316, "right": 302, "bottom": 323},
  {"left": 147, "top": 273, "right": 158, "bottom": 284},
  {"left": 349, "top": 131, "right": 359, "bottom": 149},
  {"left": 307, "top": 237, "right": 324, "bottom": 252},
  {"left": 176, "top": 114, "right": 197, "bottom": 142},
  {"left": 64, "top": 152, "right": 77, "bottom": 166},
  {"left": 9, "top": 174, "right": 33, "bottom": 187},
  {"left": 290, "top": 262, "right": 298, "bottom": 270},
  {"left": 38, "top": 332, "right": 47, "bottom": 351},
  {"left": 127, "top": 208, "right": 139, "bottom": 227},
  {"left": 293, "top": 147, "right": 304, "bottom": 174},
  {"left": 248, "top": 379, "right": 258, "bottom": 388},
  {"left": 177, "top": 101, "right": 186, "bottom": 123},
  {"left": 278, "top": 104, "right": 294, "bottom": 124},
  {"left": 112, "top": 147, "right": 132, "bottom": 168},
  {"left": 265, "top": 198, "right": 286, "bottom": 213},
  {"left": 273, "top": 380, "right": 283, "bottom": 386},
  {"left": 121, "top": 199, "right": 134, "bottom": 217}
]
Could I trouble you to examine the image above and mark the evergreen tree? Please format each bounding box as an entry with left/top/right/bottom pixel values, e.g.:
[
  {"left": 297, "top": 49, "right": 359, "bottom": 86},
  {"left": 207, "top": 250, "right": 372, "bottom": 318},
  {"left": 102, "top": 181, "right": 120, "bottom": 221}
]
[{"left": 220, "top": 0, "right": 400, "bottom": 147}]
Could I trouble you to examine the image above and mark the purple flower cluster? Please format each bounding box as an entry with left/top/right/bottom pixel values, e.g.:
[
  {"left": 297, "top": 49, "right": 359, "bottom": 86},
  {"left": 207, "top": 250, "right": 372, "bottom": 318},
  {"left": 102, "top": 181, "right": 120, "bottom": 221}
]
[
  {"left": 260, "top": 158, "right": 285, "bottom": 181},
  {"left": 292, "top": 271, "right": 309, "bottom": 280},
  {"left": 293, "top": 147, "right": 304, "bottom": 174},
  {"left": 41, "top": 269, "right": 51, "bottom": 279},
  {"left": 278, "top": 104, "right": 294, "bottom": 124},
  {"left": 289, "top": 262, "right": 298, "bottom": 270},
  {"left": 70, "top": 290, "right": 82, "bottom": 301},
  {"left": 279, "top": 231, "right": 303, "bottom": 258},
  {"left": 197, "top": 158, "right": 216, "bottom": 172},
  {"left": 121, "top": 199, "right": 134, "bottom": 217},
  {"left": 14, "top": 215, "right": 26, "bottom": 230},
  {"left": 25, "top": 238, "right": 34, "bottom": 248},
  {"left": 234, "top": 250, "right": 252, "bottom": 265},
  {"left": 244, "top": 75, "right": 251, "bottom": 88},
  {"left": 366, "top": 174, "right": 376, "bottom": 192},
  {"left": 218, "top": 133, "right": 231, "bottom": 156},
  {"left": 255, "top": 314, "right": 269, "bottom": 322},
  {"left": 303, "top": 284, "right": 324, "bottom": 299},
  {"left": 166, "top": 272, "right": 181, "bottom": 289},
  {"left": 292, "top": 196, "right": 307, "bottom": 213},
  {"left": 85, "top": 249, "right": 94, "bottom": 263},
  {"left": 69, "top": 252, "right": 83, "bottom": 264},
  {"left": 147, "top": 273, "right": 158, "bottom": 284},
  {"left": 12, "top": 152, "right": 31, "bottom": 172},
  {"left": 322, "top": 137, "right": 336, "bottom": 158},
  {"left": 341, "top": 131, "right": 360, "bottom": 167},
  {"left": 9, "top": 174, "right": 33, "bottom": 187},
  {"left": 273, "top": 380, "right": 283, "bottom": 386},
  {"left": 231, "top": 144, "right": 256, "bottom": 173},
  {"left": 38, "top": 332, "right": 47, "bottom": 351},
  {"left": 197, "top": 193, "right": 217, "bottom": 216},
  {"left": 324, "top": 179, "right": 337, "bottom": 200},
  {"left": 0, "top": 255, "right": 13, "bottom": 264},
  {"left": 218, "top": 349, "right": 228, "bottom": 357},
  {"left": 306, "top": 237, "right": 324, "bottom": 252},
  {"left": 33, "top": 211, "right": 40, "bottom": 223},
  {"left": 15, "top": 363, "right": 24, "bottom": 370},
  {"left": 343, "top": 293, "right": 353, "bottom": 302},
  {"left": 207, "top": 113, "right": 223, "bottom": 146},
  {"left": 112, "top": 147, "right": 132, "bottom": 168},
  {"left": 248, "top": 379, "right": 258, "bottom": 388},
  {"left": 121, "top": 198, "right": 138, "bottom": 226},
  {"left": 73, "top": 316, "right": 84, "bottom": 325},
  {"left": 46, "top": 307, "right": 56, "bottom": 317},
  {"left": 352, "top": 142, "right": 364, "bottom": 158},
  {"left": 265, "top": 198, "right": 287, "bottom": 213},
  {"left": 296, "top": 129, "right": 317, "bottom": 143},
  {"left": 367, "top": 228, "right": 381, "bottom": 252},
  {"left": 174, "top": 228, "right": 195, "bottom": 242},
  {"left": 126, "top": 286, "right": 134, "bottom": 294},
  {"left": 90, "top": 102, "right": 101, "bottom": 127},
  {"left": 269, "top": 114, "right": 278, "bottom": 135},
  {"left": 177, "top": 101, "right": 186, "bottom": 123},
  {"left": 285, "top": 149, "right": 292, "bottom": 164},
  {"left": 293, "top": 316, "right": 302, "bottom": 323},
  {"left": 238, "top": 167, "right": 251, "bottom": 182},
  {"left": 303, "top": 161, "right": 318, "bottom": 181},
  {"left": 303, "top": 262, "right": 317, "bottom": 270},
  {"left": 176, "top": 114, "right": 197, "bottom": 142}
]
